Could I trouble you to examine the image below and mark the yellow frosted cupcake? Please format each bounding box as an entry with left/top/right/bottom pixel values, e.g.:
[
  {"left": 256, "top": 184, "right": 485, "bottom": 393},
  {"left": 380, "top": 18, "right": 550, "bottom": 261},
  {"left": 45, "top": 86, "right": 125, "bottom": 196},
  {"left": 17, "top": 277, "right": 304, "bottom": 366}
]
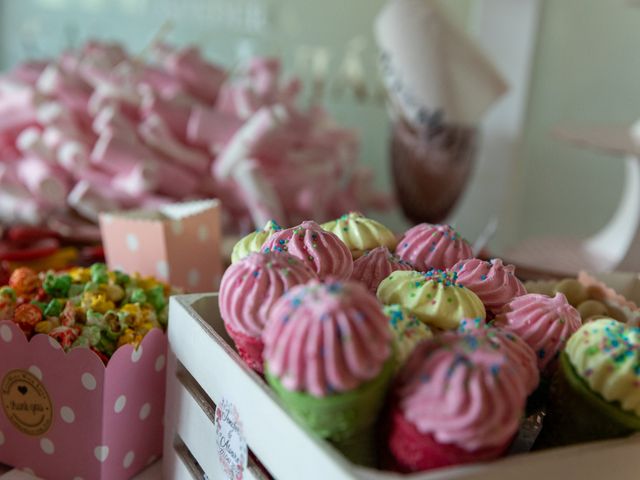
[
  {"left": 377, "top": 269, "right": 485, "bottom": 330},
  {"left": 383, "top": 304, "right": 433, "bottom": 367},
  {"left": 321, "top": 212, "right": 397, "bottom": 259},
  {"left": 536, "top": 318, "right": 640, "bottom": 447},
  {"left": 231, "top": 220, "right": 282, "bottom": 263}
]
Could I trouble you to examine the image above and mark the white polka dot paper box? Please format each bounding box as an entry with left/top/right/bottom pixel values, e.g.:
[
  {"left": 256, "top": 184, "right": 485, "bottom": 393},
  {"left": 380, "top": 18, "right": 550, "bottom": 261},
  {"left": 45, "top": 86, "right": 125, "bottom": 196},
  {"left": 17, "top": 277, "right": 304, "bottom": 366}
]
[
  {"left": 0, "top": 320, "right": 167, "bottom": 480},
  {"left": 100, "top": 199, "right": 222, "bottom": 293}
]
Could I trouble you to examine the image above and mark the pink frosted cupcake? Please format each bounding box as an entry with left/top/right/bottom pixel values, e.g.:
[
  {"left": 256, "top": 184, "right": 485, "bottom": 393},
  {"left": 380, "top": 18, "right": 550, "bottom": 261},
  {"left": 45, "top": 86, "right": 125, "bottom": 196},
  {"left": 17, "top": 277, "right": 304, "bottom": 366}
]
[
  {"left": 219, "top": 251, "right": 316, "bottom": 373},
  {"left": 396, "top": 223, "right": 472, "bottom": 272},
  {"left": 453, "top": 258, "right": 526, "bottom": 315},
  {"left": 458, "top": 318, "right": 539, "bottom": 395},
  {"left": 350, "top": 246, "right": 413, "bottom": 294},
  {"left": 263, "top": 279, "right": 394, "bottom": 463},
  {"left": 262, "top": 220, "right": 353, "bottom": 280},
  {"left": 493, "top": 293, "right": 582, "bottom": 375},
  {"left": 388, "top": 331, "right": 529, "bottom": 472}
]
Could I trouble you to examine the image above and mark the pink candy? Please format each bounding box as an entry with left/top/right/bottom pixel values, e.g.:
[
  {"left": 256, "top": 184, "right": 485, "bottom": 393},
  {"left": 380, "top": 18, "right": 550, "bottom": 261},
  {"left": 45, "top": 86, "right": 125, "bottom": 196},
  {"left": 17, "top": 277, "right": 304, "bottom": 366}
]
[{"left": 0, "top": 40, "right": 388, "bottom": 232}]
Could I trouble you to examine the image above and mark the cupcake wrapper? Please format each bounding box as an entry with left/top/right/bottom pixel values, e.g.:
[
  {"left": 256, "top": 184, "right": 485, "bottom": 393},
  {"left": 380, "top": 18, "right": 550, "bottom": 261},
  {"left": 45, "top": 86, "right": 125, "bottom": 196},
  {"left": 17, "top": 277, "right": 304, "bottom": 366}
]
[
  {"left": 534, "top": 352, "right": 640, "bottom": 449},
  {"left": 388, "top": 408, "right": 511, "bottom": 472},
  {"left": 330, "top": 426, "right": 378, "bottom": 467},
  {"left": 525, "top": 375, "right": 552, "bottom": 415},
  {"left": 265, "top": 357, "right": 395, "bottom": 443},
  {"left": 225, "top": 323, "right": 265, "bottom": 374}
]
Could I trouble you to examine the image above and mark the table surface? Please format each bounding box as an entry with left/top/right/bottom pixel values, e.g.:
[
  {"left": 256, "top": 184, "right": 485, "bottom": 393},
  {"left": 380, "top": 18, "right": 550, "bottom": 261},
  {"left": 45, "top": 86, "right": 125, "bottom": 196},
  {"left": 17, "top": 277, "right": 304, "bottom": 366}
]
[{"left": 0, "top": 461, "right": 162, "bottom": 479}]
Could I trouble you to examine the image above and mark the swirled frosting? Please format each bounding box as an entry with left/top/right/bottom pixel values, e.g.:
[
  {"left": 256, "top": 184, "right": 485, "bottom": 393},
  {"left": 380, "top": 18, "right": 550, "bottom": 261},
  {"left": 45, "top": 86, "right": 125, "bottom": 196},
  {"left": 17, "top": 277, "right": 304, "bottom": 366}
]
[
  {"left": 219, "top": 251, "right": 316, "bottom": 337},
  {"left": 493, "top": 293, "right": 582, "bottom": 373},
  {"left": 458, "top": 318, "right": 539, "bottom": 394},
  {"left": 350, "top": 246, "right": 413, "bottom": 294},
  {"left": 396, "top": 224, "right": 472, "bottom": 272},
  {"left": 262, "top": 220, "right": 353, "bottom": 280},
  {"left": 395, "top": 331, "right": 528, "bottom": 451},
  {"left": 377, "top": 270, "right": 485, "bottom": 330},
  {"left": 384, "top": 304, "right": 433, "bottom": 366},
  {"left": 452, "top": 258, "right": 526, "bottom": 314},
  {"left": 231, "top": 220, "right": 283, "bottom": 264},
  {"left": 263, "top": 279, "right": 392, "bottom": 397},
  {"left": 566, "top": 318, "right": 640, "bottom": 417},
  {"left": 321, "top": 212, "right": 397, "bottom": 258}
]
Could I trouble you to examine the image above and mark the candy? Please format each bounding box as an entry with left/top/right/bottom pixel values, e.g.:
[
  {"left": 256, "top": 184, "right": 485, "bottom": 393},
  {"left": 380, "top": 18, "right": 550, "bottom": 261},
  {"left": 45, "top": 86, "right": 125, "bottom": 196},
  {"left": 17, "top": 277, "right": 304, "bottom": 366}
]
[
  {"left": 14, "top": 303, "right": 43, "bottom": 336},
  {"left": 138, "top": 114, "right": 209, "bottom": 173},
  {"left": 68, "top": 266, "right": 91, "bottom": 283},
  {"left": 117, "top": 328, "right": 138, "bottom": 348},
  {"left": 0, "top": 286, "right": 16, "bottom": 320},
  {"left": 16, "top": 157, "right": 69, "bottom": 207},
  {"left": 129, "top": 288, "right": 147, "bottom": 304},
  {"left": 9, "top": 267, "right": 40, "bottom": 296},
  {"left": 119, "top": 303, "right": 142, "bottom": 326},
  {"left": 43, "top": 298, "right": 63, "bottom": 318},
  {"left": 0, "top": 40, "right": 386, "bottom": 233},
  {"left": 66, "top": 181, "right": 121, "bottom": 222},
  {"left": 59, "top": 300, "right": 76, "bottom": 327},
  {"left": 113, "top": 270, "right": 130, "bottom": 285},
  {"left": 104, "top": 283, "right": 125, "bottom": 302},
  {"left": 0, "top": 287, "right": 16, "bottom": 302},
  {"left": 30, "top": 300, "right": 47, "bottom": 313},
  {"left": 34, "top": 319, "right": 59, "bottom": 334},
  {"left": 90, "top": 263, "right": 109, "bottom": 284},
  {"left": 49, "top": 325, "right": 80, "bottom": 349},
  {"left": 104, "top": 310, "right": 124, "bottom": 341},
  {"left": 83, "top": 292, "right": 115, "bottom": 314},
  {"left": 91, "top": 347, "right": 110, "bottom": 365},
  {"left": 2, "top": 263, "right": 171, "bottom": 362},
  {"left": 43, "top": 271, "right": 72, "bottom": 297},
  {"left": 145, "top": 284, "right": 166, "bottom": 312}
]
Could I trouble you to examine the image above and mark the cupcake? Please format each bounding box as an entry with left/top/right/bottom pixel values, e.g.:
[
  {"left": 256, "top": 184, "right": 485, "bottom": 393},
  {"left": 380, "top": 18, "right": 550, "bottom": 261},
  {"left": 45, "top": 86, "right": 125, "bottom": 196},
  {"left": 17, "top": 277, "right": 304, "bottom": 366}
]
[
  {"left": 263, "top": 279, "right": 394, "bottom": 464},
  {"left": 219, "top": 251, "right": 316, "bottom": 373},
  {"left": 524, "top": 274, "right": 637, "bottom": 324},
  {"left": 536, "top": 319, "right": 640, "bottom": 448},
  {"left": 321, "top": 212, "right": 397, "bottom": 258},
  {"left": 387, "top": 331, "right": 529, "bottom": 472},
  {"left": 350, "top": 246, "right": 413, "bottom": 294},
  {"left": 553, "top": 278, "right": 589, "bottom": 307},
  {"left": 452, "top": 258, "right": 526, "bottom": 315},
  {"left": 384, "top": 304, "right": 433, "bottom": 367},
  {"left": 377, "top": 269, "right": 485, "bottom": 330},
  {"left": 493, "top": 293, "right": 582, "bottom": 375},
  {"left": 396, "top": 223, "right": 472, "bottom": 271},
  {"left": 458, "top": 318, "right": 539, "bottom": 395},
  {"left": 231, "top": 219, "right": 283, "bottom": 263},
  {"left": 262, "top": 220, "right": 353, "bottom": 280}
]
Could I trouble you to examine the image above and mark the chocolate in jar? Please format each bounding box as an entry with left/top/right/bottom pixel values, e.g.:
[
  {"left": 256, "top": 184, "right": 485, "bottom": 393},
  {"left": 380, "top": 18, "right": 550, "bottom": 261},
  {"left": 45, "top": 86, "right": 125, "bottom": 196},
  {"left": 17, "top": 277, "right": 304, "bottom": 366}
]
[{"left": 390, "top": 119, "right": 477, "bottom": 224}]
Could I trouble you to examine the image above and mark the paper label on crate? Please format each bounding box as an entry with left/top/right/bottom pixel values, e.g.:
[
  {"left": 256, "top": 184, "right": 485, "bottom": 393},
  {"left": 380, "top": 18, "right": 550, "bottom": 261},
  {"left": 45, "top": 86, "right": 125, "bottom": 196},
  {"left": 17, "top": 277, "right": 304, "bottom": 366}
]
[
  {"left": 215, "top": 398, "right": 248, "bottom": 480},
  {"left": 1, "top": 369, "right": 53, "bottom": 436}
]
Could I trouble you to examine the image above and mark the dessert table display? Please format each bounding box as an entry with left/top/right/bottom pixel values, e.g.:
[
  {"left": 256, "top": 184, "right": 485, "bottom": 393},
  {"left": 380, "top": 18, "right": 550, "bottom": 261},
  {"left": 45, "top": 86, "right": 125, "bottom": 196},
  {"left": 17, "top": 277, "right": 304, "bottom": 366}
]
[{"left": 163, "top": 216, "right": 640, "bottom": 480}]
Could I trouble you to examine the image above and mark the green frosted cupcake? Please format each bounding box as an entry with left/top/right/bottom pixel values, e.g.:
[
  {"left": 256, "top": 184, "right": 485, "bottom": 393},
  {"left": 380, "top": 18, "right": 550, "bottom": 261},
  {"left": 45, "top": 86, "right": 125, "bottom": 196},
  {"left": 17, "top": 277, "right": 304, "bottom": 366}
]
[
  {"left": 377, "top": 269, "right": 485, "bottom": 330},
  {"left": 383, "top": 304, "right": 432, "bottom": 368},
  {"left": 231, "top": 220, "right": 282, "bottom": 263},
  {"left": 263, "top": 280, "right": 395, "bottom": 465},
  {"left": 321, "top": 212, "right": 397, "bottom": 259},
  {"left": 536, "top": 318, "right": 640, "bottom": 448}
]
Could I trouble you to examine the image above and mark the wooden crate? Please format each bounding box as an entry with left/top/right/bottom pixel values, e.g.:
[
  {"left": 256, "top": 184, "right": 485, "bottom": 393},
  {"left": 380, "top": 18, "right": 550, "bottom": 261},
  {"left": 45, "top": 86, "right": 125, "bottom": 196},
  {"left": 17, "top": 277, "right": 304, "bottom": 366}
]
[{"left": 163, "top": 293, "right": 640, "bottom": 480}]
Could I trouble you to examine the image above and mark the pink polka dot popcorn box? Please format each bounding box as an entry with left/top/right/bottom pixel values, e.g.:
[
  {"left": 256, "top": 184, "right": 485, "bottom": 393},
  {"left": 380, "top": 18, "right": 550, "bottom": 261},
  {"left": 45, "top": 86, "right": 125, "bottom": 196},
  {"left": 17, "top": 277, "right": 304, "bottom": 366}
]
[
  {"left": 100, "top": 199, "right": 222, "bottom": 294},
  {"left": 0, "top": 320, "right": 166, "bottom": 479}
]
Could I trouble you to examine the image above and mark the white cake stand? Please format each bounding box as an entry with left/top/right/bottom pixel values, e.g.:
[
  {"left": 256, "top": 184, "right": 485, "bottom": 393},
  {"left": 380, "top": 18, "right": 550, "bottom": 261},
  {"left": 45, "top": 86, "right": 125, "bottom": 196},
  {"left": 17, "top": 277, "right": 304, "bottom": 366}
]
[{"left": 504, "top": 122, "right": 640, "bottom": 277}]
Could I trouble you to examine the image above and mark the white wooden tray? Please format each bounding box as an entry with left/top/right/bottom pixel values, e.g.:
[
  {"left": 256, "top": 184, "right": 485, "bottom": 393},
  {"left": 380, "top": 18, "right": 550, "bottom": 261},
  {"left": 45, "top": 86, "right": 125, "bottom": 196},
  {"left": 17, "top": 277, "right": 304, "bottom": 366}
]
[{"left": 163, "top": 293, "right": 640, "bottom": 480}]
